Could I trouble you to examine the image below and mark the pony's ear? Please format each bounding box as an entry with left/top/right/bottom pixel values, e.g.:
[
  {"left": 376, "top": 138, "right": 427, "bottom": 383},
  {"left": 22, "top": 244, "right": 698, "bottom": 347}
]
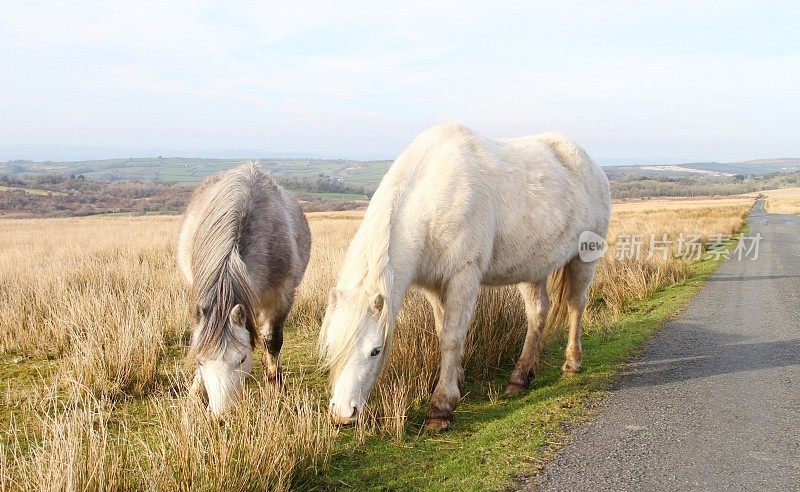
[
  {"left": 369, "top": 293, "right": 384, "bottom": 316},
  {"left": 230, "top": 304, "right": 245, "bottom": 326}
]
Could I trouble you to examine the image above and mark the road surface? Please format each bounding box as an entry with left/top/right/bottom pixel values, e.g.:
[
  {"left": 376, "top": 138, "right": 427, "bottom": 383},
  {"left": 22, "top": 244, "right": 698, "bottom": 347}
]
[{"left": 532, "top": 200, "right": 800, "bottom": 491}]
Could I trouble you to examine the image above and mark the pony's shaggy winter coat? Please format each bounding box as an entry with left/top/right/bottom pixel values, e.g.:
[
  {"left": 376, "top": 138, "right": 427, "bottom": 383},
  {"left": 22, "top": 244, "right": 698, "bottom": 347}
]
[
  {"left": 321, "top": 123, "right": 611, "bottom": 428},
  {"left": 177, "top": 163, "right": 310, "bottom": 414}
]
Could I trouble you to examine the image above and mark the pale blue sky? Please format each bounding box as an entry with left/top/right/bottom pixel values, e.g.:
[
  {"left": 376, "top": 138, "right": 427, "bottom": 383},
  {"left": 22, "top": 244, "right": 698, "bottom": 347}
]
[{"left": 1, "top": 1, "right": 798, "bottom": 162}]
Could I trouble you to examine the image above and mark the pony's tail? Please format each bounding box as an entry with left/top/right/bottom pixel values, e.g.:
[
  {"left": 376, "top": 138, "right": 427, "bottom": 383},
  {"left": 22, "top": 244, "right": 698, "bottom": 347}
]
[{"left": 544, "top": 262, "right": 572, "bottom": 339}]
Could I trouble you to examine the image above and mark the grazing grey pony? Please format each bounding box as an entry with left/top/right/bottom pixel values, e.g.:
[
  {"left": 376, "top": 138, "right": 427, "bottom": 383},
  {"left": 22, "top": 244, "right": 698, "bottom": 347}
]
[
  {"left": 177, "top": 163, "right": 310, "bottom": 415},
  {"left": 321, "top": 123, "right": 611, "bottom": 430}
]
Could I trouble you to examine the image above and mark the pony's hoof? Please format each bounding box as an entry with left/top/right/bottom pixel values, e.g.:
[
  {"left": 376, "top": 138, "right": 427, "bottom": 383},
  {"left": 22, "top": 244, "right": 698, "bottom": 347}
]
[
  {"left": 561, "top": 361, "right": 582, "bottom": 377},
  {"left": 423, "top": 418, "right": 451, "bottom": 432},
  {"left": 265, "top": 372, "right": 285, "bottom": 390},
  {"left": 503, "top": 382, "right": 528, "bottom": 397}
]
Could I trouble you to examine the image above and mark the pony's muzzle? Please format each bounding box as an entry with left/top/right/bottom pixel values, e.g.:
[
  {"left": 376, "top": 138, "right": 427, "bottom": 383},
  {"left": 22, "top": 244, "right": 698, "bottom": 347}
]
[{"left": 329, "top": 401, "right": 358, "bottom": 425}]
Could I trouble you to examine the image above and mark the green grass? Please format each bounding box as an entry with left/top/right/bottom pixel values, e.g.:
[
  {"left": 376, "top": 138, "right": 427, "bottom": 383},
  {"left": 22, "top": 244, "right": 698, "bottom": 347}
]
[
  {"left": 290, "top": 190, "right": 369, "bottom": 201},
  {"left": 0, "top": 355, "right": 58, "bottom": 432}
]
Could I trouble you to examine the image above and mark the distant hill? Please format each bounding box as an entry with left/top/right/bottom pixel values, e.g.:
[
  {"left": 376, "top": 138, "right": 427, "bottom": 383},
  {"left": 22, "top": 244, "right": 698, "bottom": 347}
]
[
  {"left": 2, "top": 155, "right": 799, "bottom": 192},
  {"left": 683, "top": 159, "right": 800, "bottom": 175},
  {"left": 604, "top": 158, "right": 800, "bottom": 179},
  {"left": 3, "top": 154, "right": 800, "bottom": 217},
  {"left": 0, "top": 157, "right": 392, "bottom": 189}
]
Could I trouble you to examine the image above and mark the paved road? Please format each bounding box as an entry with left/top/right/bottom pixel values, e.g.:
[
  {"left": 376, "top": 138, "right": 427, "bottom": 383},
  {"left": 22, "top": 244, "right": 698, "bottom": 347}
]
[{"left": 532, "top": 200, "right": 800, "bottom": 491}]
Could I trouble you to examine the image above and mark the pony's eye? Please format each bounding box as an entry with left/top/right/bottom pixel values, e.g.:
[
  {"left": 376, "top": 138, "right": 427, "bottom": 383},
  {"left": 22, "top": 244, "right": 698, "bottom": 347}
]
[
  {"left": 370, "top": 348, "right": 381, "bottom": 357},
  {"left": 239, "top": 356, "right": 247, "bottom": 366}
]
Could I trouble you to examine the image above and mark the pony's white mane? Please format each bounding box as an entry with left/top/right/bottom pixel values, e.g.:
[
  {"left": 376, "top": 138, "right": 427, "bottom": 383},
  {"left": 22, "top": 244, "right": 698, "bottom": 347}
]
[
  {"left": 319, "top": 123, "right": 487, "bottom": 375},
  {"left": 318, "top": 185, "right": 399, "bottom": 374},
  {"left": 320, "top": 134, "right": 434, "bottom": 373}
]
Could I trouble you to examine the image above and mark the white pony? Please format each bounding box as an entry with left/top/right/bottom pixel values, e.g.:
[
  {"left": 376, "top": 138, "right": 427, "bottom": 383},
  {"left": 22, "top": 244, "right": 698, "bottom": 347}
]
[
  {"left": 177, "top": 164, "right": 310, "bottom": 416},
  {"left": 320, "top": 123, "right": 611, "bottom": 430}
]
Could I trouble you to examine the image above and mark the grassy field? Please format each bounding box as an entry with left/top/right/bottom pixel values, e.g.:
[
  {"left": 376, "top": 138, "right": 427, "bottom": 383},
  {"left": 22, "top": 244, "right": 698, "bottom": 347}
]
[
  {"left": 762, "top": 187, "right": 800, "bottom": 214},
  {"left": 0, "top": 196, "right": 754, "bottom": 491},
  {"left": 0, "top": 157, "right": 392, "bottom": 188},
  {"left": 291, "top": 190, "right": 369, "bottom": 201},
  {"left": 605, "top": 158, "right": 800, "bottom": 178},
  {"left": 0, "top": 185, "right": 65, "bottom": 196},
  {"left": 5, "top": 156, "right": 800, "bottom": 186}
]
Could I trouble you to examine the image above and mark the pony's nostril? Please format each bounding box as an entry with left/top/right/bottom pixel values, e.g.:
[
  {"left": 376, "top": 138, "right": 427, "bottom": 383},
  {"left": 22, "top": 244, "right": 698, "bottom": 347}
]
[{"left": 351, "top": 406, "right": 358, "bottom": 418}]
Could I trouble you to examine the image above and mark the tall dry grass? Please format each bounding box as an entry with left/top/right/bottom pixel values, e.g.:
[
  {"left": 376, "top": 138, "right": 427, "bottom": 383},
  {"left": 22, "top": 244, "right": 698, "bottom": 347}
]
[
  {"left": 2, "top": 381, "right": 128, "bottom": 492},
  {"left": 1, "top": 378, "right": 333, "bottom": 492},
  {"left": 0, "top": 216, "right": 187, "bottom": 398},
  {"left": 595, "top": 198, "right": 753, "bottom": 314},
  {"left": 0, "top": 196, "right": 754, "bottom": 486},
  {"left": 762, "top": 187, "right": 800, "bottom": 214},
  {"left": 140, "top": 382, "right": 335, "bottom": 491}
]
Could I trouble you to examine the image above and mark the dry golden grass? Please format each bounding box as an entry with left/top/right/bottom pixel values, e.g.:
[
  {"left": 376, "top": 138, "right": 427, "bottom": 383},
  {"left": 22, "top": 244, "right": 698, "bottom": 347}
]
[
  {"left": 140, "top": 382, "right": 335, "bottom": 491},
  {"left": 0, "top": 195, "right": 754, "bottom": 489},
  {"left": 612, "top": 195, "right": 758, "bottom": 210},
  {"left": 2, "top": 378, "right": 333, "bottom": 492},
  {"left": 762, "top": 187, "right": 800, "bottom": 214},
  {"left": 0, "top": 215, "right": 187, "bottom": 398},
  {"left": 3, "top": 382, "right": 128, "bottom": 492},
  {"left": 597, "top": 196, "right": 756, "bottom": 314}
]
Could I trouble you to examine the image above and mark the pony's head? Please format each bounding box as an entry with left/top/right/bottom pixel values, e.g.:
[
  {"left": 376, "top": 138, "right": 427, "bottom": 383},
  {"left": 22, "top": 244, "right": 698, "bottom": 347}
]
[
  {"left": 189, "top": 303, "right": 255, "bottom": 416},
  {"left": 320, "top": 287, "right": 389, "bottom": 425}
]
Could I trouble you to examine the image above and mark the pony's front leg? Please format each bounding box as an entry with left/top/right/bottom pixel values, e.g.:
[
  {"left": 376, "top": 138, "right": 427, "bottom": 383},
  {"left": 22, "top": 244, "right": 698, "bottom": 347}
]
[
  {"left": 260, "top": 307, "right": 289, "bottom": 386},
  {"left": 425, "top": 268, "right": 480, "bottom": 431}
]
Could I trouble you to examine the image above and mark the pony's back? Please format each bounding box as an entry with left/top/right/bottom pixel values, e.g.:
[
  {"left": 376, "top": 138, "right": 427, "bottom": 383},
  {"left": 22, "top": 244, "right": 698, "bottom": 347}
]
[{"left": 177, "top": 164, "right": 309, "bottom": 291}]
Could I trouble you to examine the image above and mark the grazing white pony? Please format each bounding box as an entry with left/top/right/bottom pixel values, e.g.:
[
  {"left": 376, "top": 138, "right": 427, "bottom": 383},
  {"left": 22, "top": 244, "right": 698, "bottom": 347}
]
[
  {"left": 320, "top": 123, "right": 611, "bottom": 430},
  {"left": 177, "top": 164, "right": 310, "bottom": 416}
]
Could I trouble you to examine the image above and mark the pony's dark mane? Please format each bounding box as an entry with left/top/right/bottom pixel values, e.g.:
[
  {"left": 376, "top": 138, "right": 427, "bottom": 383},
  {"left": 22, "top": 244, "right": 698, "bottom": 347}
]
[
  {"left": 189, "top": 165, "right": 264, "bottom": 358},
  {"left": 191, "top": 253, "right": 258, "bottom": 357}
]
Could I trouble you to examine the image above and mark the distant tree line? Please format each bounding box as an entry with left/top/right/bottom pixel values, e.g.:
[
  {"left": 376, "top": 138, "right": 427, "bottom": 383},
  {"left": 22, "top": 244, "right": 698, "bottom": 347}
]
[
  {"left": 0, "top": 174, "right": 25, "bottom": 186},
  {"left": 274, "top": 176, "right": 371, "bottom": 197},
  {"left": 0, "top": 174, "right": 193, "bottom": 218},
  {"left": 0, "top": 173, "right": 367, "bottom": 218},
  {"left": 610, "top": 172, "right": 800, "bottom": 199},
  {"left": 3, "top": 168, "right": 800, "bottom": 218}
]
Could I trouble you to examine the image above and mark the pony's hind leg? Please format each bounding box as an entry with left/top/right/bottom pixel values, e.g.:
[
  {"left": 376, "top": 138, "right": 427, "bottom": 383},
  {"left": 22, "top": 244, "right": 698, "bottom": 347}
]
[
  {"left": 505, "top": 281, "right": 549, "bottom": 396},
  {"left": 562, "top": 257, "right": 596, "bottom": 376},
  {"left": 425, "top": 267, "right": 481, "bottom": 432}
]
